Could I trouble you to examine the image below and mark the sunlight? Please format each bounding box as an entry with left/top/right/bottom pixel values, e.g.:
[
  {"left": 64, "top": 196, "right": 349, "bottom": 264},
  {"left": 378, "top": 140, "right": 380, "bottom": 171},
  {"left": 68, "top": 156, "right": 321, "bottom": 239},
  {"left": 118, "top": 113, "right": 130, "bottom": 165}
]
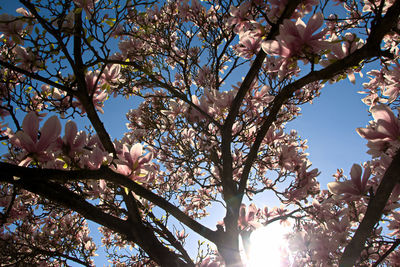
[{"left": 247, "top": 222, "right": 291, "bottom": 267}]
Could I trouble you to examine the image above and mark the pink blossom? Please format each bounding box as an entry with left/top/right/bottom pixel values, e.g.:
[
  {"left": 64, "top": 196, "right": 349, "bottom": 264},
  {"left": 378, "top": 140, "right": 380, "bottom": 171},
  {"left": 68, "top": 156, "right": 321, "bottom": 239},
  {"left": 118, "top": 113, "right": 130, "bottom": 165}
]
[
  {"left": 327, "top": 163, "right": 371, "bottom": 198},
  {"left": 15, "top": 8, "right": 33, "bottom": 18},
  {"left": 227, "top": 2, "right": 252, "bottom": 33},
  {"left": 9, "top": 112, "right": 61, "bottom": 166},
  {"left": 235, "top": 31, "right": 262, "bottom": 59},
  {"left": 383, "top": 64, "right": 400, "bottom": 102},
  {"left": 83, "top": 146, "right": 107, "bottom": 170},
  {"left": 14, "top": 45, "right": 41, "bottom": 70},
  {"left": 114, "top": 143, "right": 153, "bottom": 182},
  {"left": 362, "top": 0, "right": 395, "bottom": 13},
  {"left": 262, "top": 13, "right": 328, "bottom": 59},
  {"left": 356, "top": 104, "right": 400, "bottom": 142},
  {"left": 0, "top": 14, "right": 25, "bottom": 43},
  {"left": 199, "top": 253, "right": 225, "bottom": 267},
  {"left": 238, "top": 204, "right": 262, "bottom": 230},
  {"left": 60, "top": 120, "right": 87, "bottom": 157},
  {"left": 277, "top": 144, "right": 302, "bottom": 171},
  {"left": 74, "top": 71, "right": 108, "bottom": 114},
  {"left": 326, "top": 33, "right": 363, "bottom": 62},
  {"left": 73, "top": 0, "right": 99, "bottom": 18},
  {"left": 175, "top": 229, "right": 188, "bottom": 241},
  {"left": 102, "top": 64, "right": 122, "bottom": 86}
]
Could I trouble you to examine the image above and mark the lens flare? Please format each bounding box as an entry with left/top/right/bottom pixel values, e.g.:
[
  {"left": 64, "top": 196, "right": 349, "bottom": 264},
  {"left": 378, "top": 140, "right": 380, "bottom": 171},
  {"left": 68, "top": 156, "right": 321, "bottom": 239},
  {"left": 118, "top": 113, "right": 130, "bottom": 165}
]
[{"left": 247, "top": 222, "right": 291, "bottom": 267}]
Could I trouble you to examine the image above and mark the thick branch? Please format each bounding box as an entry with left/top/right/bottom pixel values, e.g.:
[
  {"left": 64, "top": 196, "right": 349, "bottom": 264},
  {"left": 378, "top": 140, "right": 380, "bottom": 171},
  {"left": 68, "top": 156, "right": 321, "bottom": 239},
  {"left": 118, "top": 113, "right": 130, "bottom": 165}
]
[
  {"left": 0, "top": 174, "right": 131, "bottom": 240},
  {"left": 123, "top": 193, "right": 191, "bottom": 266},
  {"left": 216, "top": 3, "right": 303, "bottom": 264},
  {"left": 0, "top": 166, "right": 191, "bottom": 266},
  {"left": 70, "top": 12, "right": 116, "bottom": 155},
  {"left": 339, "top": 150, "right": 400, "bottom": 266},
  {"left": 0, "top": 162, "right": 218, "bottom": 245}
]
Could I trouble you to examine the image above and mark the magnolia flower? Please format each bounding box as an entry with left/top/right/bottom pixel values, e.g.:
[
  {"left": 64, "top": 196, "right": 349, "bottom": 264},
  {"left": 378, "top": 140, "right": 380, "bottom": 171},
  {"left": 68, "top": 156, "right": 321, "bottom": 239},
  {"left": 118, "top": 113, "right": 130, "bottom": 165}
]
[
  {"left": 383, "top": 64, "right": 400, "bottom": 102},
  {"left": 262, "top": 13, "right": 328, "bottom": 59},
  {"left": 83, "top": 146, "right": 108, "bottom": 170},
  {"left": 0, "top": 14, "right": 25, "bottom": 43},
  {"left": 74, "top": 71, "right": 108, "bottom": 114},
  {"left": 327, "top": 163, "right": 371, "bottom": 198},
  {"left": 238, "top": 203, "right": 262, "bottom": 230},
  {"left": 85, "top": 70, "right": 102, "bottom": 94},
  {"left": 227, "top": 2, "right": 251, "bottom": 33},
  {"left": 235, "top": 31, "right": 262, "bottom": 59},
  {"left": 199, "top": 253, "right": 225, "bottom": 267},
  {"left": 60, "top": 120, "right": 87, "bottom": 157},
  {"left": 102, "top": 64, "right": 122, "bottom": 85},
  {"left": 9, "top": 112, "right": 61, "bottom": 166},
  {"left": 114, "top": 143, "right": 153, "bottom": 182},
  {"left": 73, "top": 0, "right": 99, "bottom": 19},
  {"left": 357, "top": 104, "right": 400, "bottom": 142}
]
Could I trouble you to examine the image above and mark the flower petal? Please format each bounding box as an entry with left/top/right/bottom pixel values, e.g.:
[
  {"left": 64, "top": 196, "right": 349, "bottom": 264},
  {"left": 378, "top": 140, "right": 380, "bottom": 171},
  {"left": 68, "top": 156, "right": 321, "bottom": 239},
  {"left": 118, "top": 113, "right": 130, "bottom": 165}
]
[
  {"left": 37, "top": 115, "right": 61, "bottom": 151},
  {"left": 130, "top": 143, "right": 143, "bottom": 163},
  {"left": 350, "top": 164, "right": 362, "bottom": 191},
  {"left": 22, "top": 112, "right": 39, "bottom": 143},
  {"left": 64, "top": 120, "right": 78, "bottom": 145}
]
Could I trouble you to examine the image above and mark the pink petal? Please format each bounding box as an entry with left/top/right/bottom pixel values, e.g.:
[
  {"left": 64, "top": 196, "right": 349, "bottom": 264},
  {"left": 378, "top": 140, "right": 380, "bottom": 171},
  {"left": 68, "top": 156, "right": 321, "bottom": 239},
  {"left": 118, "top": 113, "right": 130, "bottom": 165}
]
[
  {"left": 371, "top": 104, "right": 393, "bottom": 123},
  {"left": 74, "top": 131, "right": 87, "bottom": 149},
  {"left": 139, "top": 151, "right": 152, "bottom": 164},
  {"left": 64, "top": 120, "right": 77, "bottom": 145},
  {"left": 22, "top": 112, "right": 39, "bottom": 143},
  {"left": 18, "top": 156, "right": 33, "bottom": 167},
  {"left": 350, "top": 164, "right": 362, "bottom": 191},
  {"left": 361, "top": 166, "right": 371, "bottom": 190},
  {"left": 261, "top": 40, "right": 291, "bottom": 57},
  {"left": 356, "top": 127, "right": 390, "bottom": 141},
  {"left": 87, "top": 146, "right": 104, "bottom": 169},
  {"left": 116, "top": 164, "right": 131, "bottom": 176},
  {"left": 376, "top": 121, "right": 397, "bottom": 138},
  {"left": 191, "top": 95, "right": 200, "bottom": 106},
  {"left": 15, "top": 131, "right": 36, "bottom": 151},
  {"left": 37, "top": 115, "right": 61, "bottom": 151},
  {"left": 280, "top": 19, "right": 299, "bottom": 38},
  {"left": 327, "top": 181, "right": 357, "bottom": 195},
  {"left": 130, "top": 143, "right": 143, "bottom": 163},
  {"left": 304, "top": 13, "right": 324, "bottom": 39}
]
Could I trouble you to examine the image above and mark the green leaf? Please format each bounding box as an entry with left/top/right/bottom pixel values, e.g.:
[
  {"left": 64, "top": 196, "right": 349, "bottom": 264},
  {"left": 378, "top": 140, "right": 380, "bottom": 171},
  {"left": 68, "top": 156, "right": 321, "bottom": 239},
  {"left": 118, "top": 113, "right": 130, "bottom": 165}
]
[{"left": 105, "top": 19, "right": 114, "bottom": 27}]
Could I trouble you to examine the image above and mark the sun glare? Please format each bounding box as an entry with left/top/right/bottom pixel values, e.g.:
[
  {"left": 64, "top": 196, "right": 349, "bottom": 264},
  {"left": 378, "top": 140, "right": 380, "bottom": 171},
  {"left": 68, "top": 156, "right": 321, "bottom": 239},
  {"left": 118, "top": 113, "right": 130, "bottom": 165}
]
[{"left": 247, "top": 222, "right": 291, "bottom": 267}]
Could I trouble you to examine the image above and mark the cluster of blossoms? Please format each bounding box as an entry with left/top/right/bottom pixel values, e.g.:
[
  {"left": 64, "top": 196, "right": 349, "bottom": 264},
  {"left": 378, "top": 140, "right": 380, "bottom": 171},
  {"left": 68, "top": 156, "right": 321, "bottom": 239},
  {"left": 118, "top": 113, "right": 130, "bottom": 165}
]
[{"left": 4, "top": 112, "right": 154, "bottom": 186}]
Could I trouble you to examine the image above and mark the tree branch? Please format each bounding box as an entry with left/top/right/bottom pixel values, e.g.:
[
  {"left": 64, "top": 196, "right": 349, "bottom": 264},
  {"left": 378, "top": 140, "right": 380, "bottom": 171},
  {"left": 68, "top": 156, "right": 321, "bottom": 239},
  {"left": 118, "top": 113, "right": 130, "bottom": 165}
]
[
  {"left": 0, "top": 162, "right": 218, "bottom": 245},
  {"left": 0, "top": 174, "right": 132, "bottom": 241},
  {"left": 372, "top": 239, "right": 400, "bottom": 267},
  {"left": 339, "top": 150, "right": 400, "bottom": 266},
  {"left": 0, "top": 60, "right": 72, "bottom": 93},
  {"left": 104, "top": 59, "right": 222, "bottom": 128},
  {"left": 237, "top": 0, "right": 400, "bottom": 200},
  {"left": 0, "top": 166, "right": 191, "bottom": 266}
]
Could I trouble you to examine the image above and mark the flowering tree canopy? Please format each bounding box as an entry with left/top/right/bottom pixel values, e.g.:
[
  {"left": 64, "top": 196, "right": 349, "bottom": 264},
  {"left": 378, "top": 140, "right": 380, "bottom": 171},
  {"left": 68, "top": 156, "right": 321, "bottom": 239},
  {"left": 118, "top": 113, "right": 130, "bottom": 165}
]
[{"left": 1, "top": 0, "right": 400, "bottom": 266}]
